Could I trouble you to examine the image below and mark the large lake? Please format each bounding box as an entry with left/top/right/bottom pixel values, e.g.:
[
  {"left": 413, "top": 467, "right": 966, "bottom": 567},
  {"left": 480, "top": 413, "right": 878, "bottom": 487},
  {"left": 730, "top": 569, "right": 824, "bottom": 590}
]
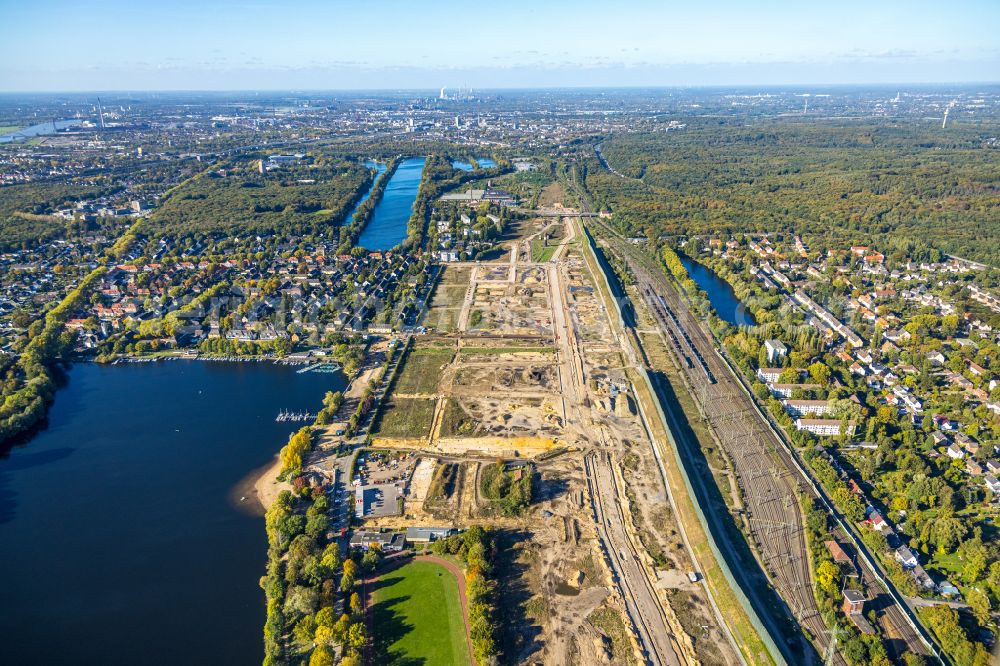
[
  {"left": 0, "top": 360, "right": 344, "bottom": 665},
  {"left": 679, "top": 253, "right": 756, "bottom": 327},
  {"left": 358, "top": 156, "right": 425, "bottom": 250}
]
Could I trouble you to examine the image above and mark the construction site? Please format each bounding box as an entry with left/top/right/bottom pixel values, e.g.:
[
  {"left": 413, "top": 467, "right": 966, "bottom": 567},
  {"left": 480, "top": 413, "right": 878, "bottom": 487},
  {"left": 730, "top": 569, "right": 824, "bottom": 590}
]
[{"left": 364, "top": 209, "right": 742, "bottom": 666}]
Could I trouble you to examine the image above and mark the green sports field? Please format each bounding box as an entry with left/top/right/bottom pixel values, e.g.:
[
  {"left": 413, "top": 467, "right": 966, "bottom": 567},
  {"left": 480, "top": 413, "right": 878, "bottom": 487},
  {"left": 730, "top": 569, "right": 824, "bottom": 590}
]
[{"left": 372, "top": 559, "right": 470, "bottom": 665}]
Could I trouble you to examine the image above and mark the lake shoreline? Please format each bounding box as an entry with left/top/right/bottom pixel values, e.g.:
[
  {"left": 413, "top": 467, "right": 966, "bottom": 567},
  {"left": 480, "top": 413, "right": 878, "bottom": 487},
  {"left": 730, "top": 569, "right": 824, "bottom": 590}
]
[
  {"left": 231, "top": 454, "right": 285, "bottom": 516},
  {"left": 0, "top": 360, "right": 344, "bottom": 665}
]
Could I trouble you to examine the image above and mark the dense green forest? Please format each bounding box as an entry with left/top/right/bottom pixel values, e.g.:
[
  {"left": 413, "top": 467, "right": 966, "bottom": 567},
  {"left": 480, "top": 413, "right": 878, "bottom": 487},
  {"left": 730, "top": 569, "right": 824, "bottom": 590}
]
[
  {"left": 0, "top": 181, "right": 124, "bottom": 251},
  {"left": 144, "top": 155, "right": 371, "bottom": 238},
  {"left": 588, "top": 119, "right": 1000, "bottom": 265},
  {"left": 0, "top": 267, "right": 106, "bottom": 444}
]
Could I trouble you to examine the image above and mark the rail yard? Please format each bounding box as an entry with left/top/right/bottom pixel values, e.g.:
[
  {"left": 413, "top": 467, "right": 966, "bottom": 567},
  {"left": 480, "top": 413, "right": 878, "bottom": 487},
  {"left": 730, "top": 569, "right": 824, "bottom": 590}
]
[{"left": 590, "top": 218, "right": 935, "bottom": 663}]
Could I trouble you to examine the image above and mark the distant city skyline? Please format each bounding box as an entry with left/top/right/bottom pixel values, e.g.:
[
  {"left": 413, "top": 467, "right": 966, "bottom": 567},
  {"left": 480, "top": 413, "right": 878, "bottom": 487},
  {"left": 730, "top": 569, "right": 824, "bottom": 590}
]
[{"left": 1, "top": 0, "right": 998, "bottom": 91}]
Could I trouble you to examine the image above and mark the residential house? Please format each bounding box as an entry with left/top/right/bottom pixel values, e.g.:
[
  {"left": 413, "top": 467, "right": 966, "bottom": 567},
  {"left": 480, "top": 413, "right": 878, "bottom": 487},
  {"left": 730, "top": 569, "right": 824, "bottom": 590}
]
[
  {"left": 795, "top": 418, "right": 854, "bottom": 437},
  {"left": 783, "top": 399, "right": 831, "bottom": 417},
  {"left": 894, "top": 546, "right": 918, "bottom": 569},
  {"left": 765, "top": 339, "right": 788, "bottom": 364}
]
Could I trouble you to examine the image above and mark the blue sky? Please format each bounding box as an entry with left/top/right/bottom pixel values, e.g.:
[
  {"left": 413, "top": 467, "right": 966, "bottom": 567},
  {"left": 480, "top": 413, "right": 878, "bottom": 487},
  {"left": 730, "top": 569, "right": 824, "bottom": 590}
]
[{"left": 1, "top": 0, "right": 997, "bottom": 90}]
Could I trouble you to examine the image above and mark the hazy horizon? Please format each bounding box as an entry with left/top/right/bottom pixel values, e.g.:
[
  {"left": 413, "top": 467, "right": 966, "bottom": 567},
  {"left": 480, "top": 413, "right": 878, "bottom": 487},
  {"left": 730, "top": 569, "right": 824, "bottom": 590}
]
[
  {"left": 1, "top": 0, "right": 998, "bottom": 92},
  {"left": 2, "top": 82, "right": 1000, "bottom": 96}
]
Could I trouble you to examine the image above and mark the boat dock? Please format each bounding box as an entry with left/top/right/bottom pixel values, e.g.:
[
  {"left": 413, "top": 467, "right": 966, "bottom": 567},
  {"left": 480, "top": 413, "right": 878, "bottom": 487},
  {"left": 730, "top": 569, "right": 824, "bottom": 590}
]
[
  {"left": 296, "top": 362, "right": 342, "bottom": 374},
  {"left": 275, "top": 410, "right": 316, "bottom": 423}
]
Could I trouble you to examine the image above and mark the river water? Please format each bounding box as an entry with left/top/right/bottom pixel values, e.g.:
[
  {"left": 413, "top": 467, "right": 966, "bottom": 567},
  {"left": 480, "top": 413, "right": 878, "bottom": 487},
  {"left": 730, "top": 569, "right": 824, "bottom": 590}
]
[
  {"left": 358, "top": 156, "right": 425, "bottom": 250},
  {"left": 0, "top": 360, "right": 344, "bottom": 665},
  {"left": 0, "top": 119, "right": 81, "bottom": 144},
  {"left": 344, "top": 159, "right": 387, "bottom": 224},
  {"left": 678, "top": 253, "right": 756, "bottom": 327}
]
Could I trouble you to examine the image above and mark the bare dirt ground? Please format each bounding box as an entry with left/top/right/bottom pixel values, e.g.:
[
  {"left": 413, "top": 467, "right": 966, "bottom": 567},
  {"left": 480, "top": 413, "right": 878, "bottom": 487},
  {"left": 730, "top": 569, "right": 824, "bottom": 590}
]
[
  {"left": 346, "top": 366, "right": 381, "bottom": 399},
  {"left": 363, "top": 217, "right": 741, "bottom": 665},
  {"left": 538, "top": 182, "right": 568, "bottom": 208}
]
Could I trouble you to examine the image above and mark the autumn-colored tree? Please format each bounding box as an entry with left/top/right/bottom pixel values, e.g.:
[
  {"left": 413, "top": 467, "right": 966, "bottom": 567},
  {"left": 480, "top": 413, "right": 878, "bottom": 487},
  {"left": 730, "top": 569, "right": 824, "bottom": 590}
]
[
  {"left": 332, "top": 614, "right": 351, "bottom": 645},
  {"left": 347, "top": 622, "right": 367, "bottom": 650},
  {"left": 807, "top": 361, "right": 830, "bottom": 385},
  {"left": 279, "top": 427, "right": 313, "bottom": 475},
  {"left": 967, "top": 587, "right": 992, "bottom": 625},
  {"left": 316, "top": 606, "right": 336, "bottom": 628},
  {"left": 349, "top": 591, "right": 362, "bottom": 616},
  {"left": 815, "top": 560, "right": 839, "bottom": 595},
  {"left": 314, "top": 624, "right": 334, "bottom": 645},
  {"left": 308, "top": 644, "right": 335, "bottom": 666}
]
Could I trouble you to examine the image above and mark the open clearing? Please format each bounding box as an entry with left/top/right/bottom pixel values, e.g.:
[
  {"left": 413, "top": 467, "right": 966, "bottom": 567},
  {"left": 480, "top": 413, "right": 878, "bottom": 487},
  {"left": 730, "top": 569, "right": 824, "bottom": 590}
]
[
  {"left": 391, "top": 347, "right": 454, "bottom": 395},
  {"left": 532, "top": 240, "right": 557, "bottom": 263},
  {"left": 373, "top": 398, "right": 436, "bottom": 439},
  {"left": 372, "top": 559, "right": 470, "bottom": 666},
  {"left": 423, "top": 266, "right": 471, "bottom": 332}
]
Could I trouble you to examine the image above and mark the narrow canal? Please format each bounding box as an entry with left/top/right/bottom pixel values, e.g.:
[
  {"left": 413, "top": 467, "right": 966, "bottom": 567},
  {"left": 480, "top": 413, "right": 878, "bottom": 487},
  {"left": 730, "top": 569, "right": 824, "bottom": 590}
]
[
  {"left": 344, "top": 159, "right": 387, "bottom": 223},
  {"left": 451, "top": 157, "right": 495, "bottom": 172}
]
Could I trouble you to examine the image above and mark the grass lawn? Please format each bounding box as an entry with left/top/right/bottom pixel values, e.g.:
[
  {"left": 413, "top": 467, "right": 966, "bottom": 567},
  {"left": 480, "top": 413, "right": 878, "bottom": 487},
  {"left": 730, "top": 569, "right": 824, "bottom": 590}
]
[
  {"left": 372, "top": 559, "right": 470, "bottom": 666},
  {"left": 925, "top": 548, "right": 965, "bottom": 583},
  {"left": 430, "top": 284, "right": 468, "bottom": 308},
  {"left": 531, "top": 239, "right": 557, "bottom": 263},
  {"left": 373, "top": 398, "right": 437, "bottom": 438},
  {"left": 392, "top": 349, "right": 453, "bottom": 394},
  {"left": 423, "top": 306, "right": 460, "bottom": 332}
]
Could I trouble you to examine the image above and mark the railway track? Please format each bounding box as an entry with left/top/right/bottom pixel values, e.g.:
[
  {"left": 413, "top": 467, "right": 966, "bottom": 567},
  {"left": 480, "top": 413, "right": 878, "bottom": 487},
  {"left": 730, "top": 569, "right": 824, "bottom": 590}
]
[
  {"left": 564, "top": 156, "right": 936, "bottom": 662},
  {"left": 644, "top": 287, "right": 715, "bottom": 383},
  {"left": 627, "top": 247, "right": 835, "bottom": 660},
  {"left": 583, "top": 451, "right": 687, "bottom": 666},
  {"left": 596, "top": 224, "right": 933, "bottom": 662}
]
